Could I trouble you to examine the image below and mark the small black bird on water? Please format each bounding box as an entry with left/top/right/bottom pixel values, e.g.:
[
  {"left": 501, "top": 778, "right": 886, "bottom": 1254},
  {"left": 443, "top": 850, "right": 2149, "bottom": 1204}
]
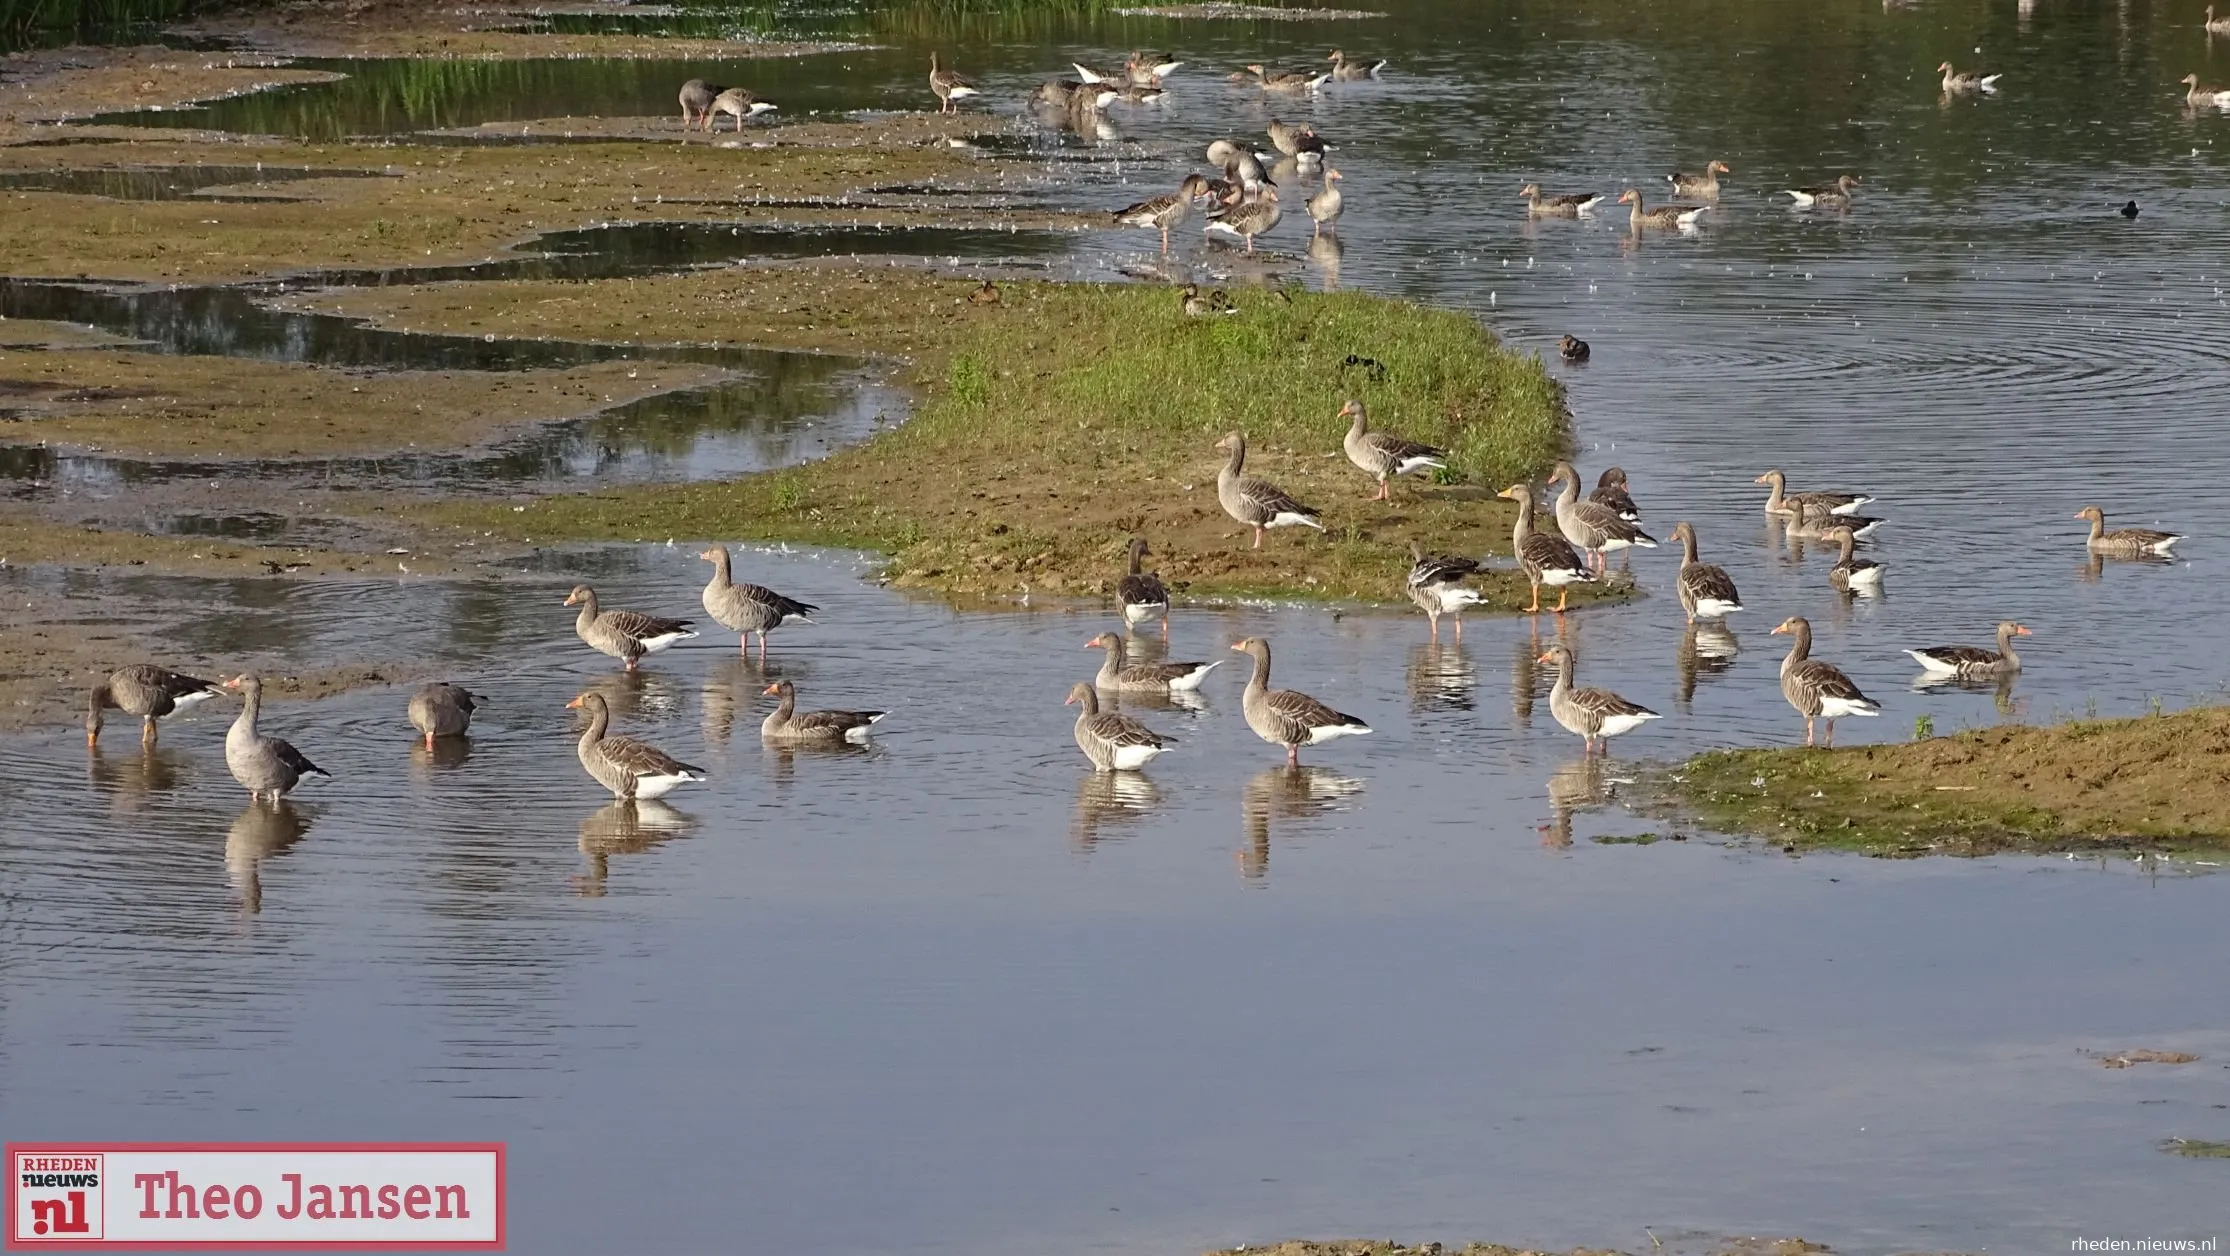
[{"left": 2120, "top": 200, "right": 2140, "bottom": 218}]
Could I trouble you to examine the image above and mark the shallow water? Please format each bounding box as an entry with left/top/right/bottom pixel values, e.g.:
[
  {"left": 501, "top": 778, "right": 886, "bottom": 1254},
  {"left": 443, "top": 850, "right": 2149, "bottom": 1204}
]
[{"left": 0, "top": 163, "right": 389, "bottom": 201}]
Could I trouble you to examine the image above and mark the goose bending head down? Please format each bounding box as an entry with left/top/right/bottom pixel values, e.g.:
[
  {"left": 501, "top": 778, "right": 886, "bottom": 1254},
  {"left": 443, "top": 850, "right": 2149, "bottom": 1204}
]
[
  {"left": 222, "top": 673, "right": 331, "bottom": 804},
  {"left": 87, "top": 664, "right": 225, "bottom": 747},
  {"left": 1065, "top": 682, "right": 1174, "bottom": 772},
  {"left": 1770, "top": 617, "right": 1881, "bottom": 747},
  {"left": 1231, "top": 636, "right": 1370, "bottom": 766},
  {"left": 1215, "top": 432, "right": 1325, "bottom": 548},
  {"left": 407, "top": 682, "right": 481, "bottom": 750},
  {"left": 566, "top": 691, "right": 706, "bottom": 800}
]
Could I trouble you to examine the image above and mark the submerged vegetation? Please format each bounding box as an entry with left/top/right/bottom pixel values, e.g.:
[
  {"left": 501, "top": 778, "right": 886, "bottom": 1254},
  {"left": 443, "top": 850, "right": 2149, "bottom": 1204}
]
[{"left": 0, "top": 0, "right": 197, "bottom": 49}]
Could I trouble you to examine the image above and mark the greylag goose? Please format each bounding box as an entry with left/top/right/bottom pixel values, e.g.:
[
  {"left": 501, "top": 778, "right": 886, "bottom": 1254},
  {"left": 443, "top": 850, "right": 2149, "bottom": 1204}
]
[
  {"left": 1231, "top": 636, "right": 1369, "bottom": 765},
  {"left": 1791, "top": 500, "right": 1886, "bottom": 540},
  {"left": 568, "top": 584, "right": 697, "bottom": 671},
  {"left": 929, "top": 53, "right": 980, "bottom": 113},
  {"left": 1307, "top": 168, "right": 1344, "bottom": 237},
  {"left": 1326, "top": 49, "right": 1386, "bottom": 79},
  {"left": 1558, "top": 334, "right": 1590, "bottom": 362},
  {"left": 700, "top": 546, "right": 817, "bottom": 662},
  {"left": 1407, "top": 540, "right": 1485, "bottom": 641},
  {"left": 1498, "top": 483, "right": 1596, "bottom": 613},
  {"left": 2076, "top": 505, "right": 2181, "bottom": 556},
  {"left": 1908, "top": 621, "right": 2029, "bottom": 679},
  {"left": 1938, "top": 61, "right": 2002, "bottom": 94},
  {"left": 2182, "top": 74, "right": 2230, "bottom": 108},
  {"left": 1824, "top": 525, "right": 1883, "bottom": 593},
  {"left": 1088, "top": 631, "right": 1220, "bottom": 692},
  {"left": 1204, "top": 185, "right": 1280, "bottom": 252},
  {"left": 705, "top": 87, "right": 775, "bottom": 131},
  {"left": 222, "top": 674, "right": 329, "bottom": 803},
  {"left": 1065, "top": 681, "right": 1173, "bottom": 772},
  {"left": 2212, "top": 5, "right": 2230, "bottom": 34},
  {"left": 1667, "top": 521, "right": 1743, "bottom": 622},
  {"left": 1549, "top": 461, "right": 1658, "bottom": 572},
  {"left": 1340, "top": 399, "right": 1445, "bottom": 500},
  {"left": 1521, "top": 183, "right": 1604, "bottom": 217},
  {"left": 678, "top": 79, "right": 722, "bottom": 129},
  {"left": 1589, "top": 466, "right": 1639, "bottom": 520},
  {"left": 1216, "top": 432, "right": 1324, "bottom": 547},
  {"left": 1784, "top": 174, "right": 1860, "bottom": 208},
  {"left": 1267, "top": 119, "right": 1328, "bottom": 166},
  {"left": 1127, "top": 51, "right": 1182, "bottom": 85},
  {"left": 86, "top": 664, "right": 224, "bottom": 747},
  {"left": 1248, "top": 63, "right": 1330, "bottom": 93},
  {"left": 1771, "top": 616, "right": 1880, "bottom": 746},
  {"left": 1116, "top": 537, "right": 1170, "bottom": 633},
  {"left": 759, "top": 679, "right": 887, "bottom": 744},
  {"left": 1755, "top": 469, "right": 1874, "bottom": 518},
  {"left": 1619, "top": 188, "right": 1710, "bottom": 230},
  {"left": 1538, "top": 643, "right": 1660, "bottom": 755},
  {"left": 1666, "top": 160, "right": 1730, "bottom": 199},
  {"left": 406, "top": 682, "right": 480, "bottom": 750},
  {"left": 566, "top": 691, "right": 705, "bottom": 800},
  {"left": 1115, "top": 174, "right": 1212, "bottom": 252},
  {"left": 969, "top": 279, "right": 1000, "bottom": 306},
  {"left": 1206, "top": 139, "right": 1271, "bottom": 200}
]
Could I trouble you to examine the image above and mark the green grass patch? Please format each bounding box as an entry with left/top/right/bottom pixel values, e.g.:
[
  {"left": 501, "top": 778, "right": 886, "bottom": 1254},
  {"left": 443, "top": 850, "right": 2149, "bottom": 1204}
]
[{"left": 2160, "top": 1138, "right": 2230, "bottom": 1159}]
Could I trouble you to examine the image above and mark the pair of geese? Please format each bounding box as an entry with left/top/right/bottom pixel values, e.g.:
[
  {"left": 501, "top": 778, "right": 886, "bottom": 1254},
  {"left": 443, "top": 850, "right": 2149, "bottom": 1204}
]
[
  {"left": 1207, "top": 401, "right": 1450, "bottom": 550},
  {"left": 1067, "top": 633, "right": 1369, "bottom": 772}
]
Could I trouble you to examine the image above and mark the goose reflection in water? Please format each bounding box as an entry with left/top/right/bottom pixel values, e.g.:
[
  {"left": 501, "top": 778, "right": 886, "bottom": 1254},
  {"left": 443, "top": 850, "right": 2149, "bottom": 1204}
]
[
  {"left": 1675, "top": 623, "right": 1739, "bottom": 711},
  {"left": 761, "top": 738, "right": 870, "bottom": 791},
  {"left": 574, "top": 800, "right": 692, "bottom": 897},
  {"left": 408, "top": 735, "right": 473, "bottom": 776},
  {"left": 1239, "top": 765, "right": 1364, "bottom": 881},
  {"left": 86, "top": 744, "right": 187, "bottom": 815},
  {"left": 1541, "top": 755, "right": 1608, "bottom": 850},
  {"left": 1911, "top": 668, "right": 2020, "bottom": 718},
  {"left": 699, "top": 654, "right": 769, "bottom": 745},
  {"left": 226, "top": 800, "right": 310, "bottom": 915},
  {"left": 1511, "top": 618, "right": 1571, "bottom": 726},
  {"left": 1306, "top": 231, "right": 1342, "bottom": 289},
  {"left": 1069, "top": 772, "right": 1161, "bottom": 854},
  {"left": 1405, "top": 641, "right": 1475, "bottom": 713},
  {"left": 1105, "top": 684, "right": 1208, "bottom": 717},
  {"left": 578, "top": 667, "right": 684, "bottom": 725}
]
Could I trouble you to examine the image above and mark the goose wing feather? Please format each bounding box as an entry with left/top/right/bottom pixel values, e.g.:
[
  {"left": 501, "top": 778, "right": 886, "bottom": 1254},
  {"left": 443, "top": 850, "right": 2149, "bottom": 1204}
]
[
  {"left": 599, "top": 734, "right": 705, "bottom": 780},
  {"left": 1267, "top": 687, "right": 1363, "bottom": 734},
  {"left": 1678, "top": 562, "right": 1741, "bottom": 604},
  {"left": 1083, "top": 712, "right": 1170, "bottom": 750},
  {"left": 1117, "top": 571, "right": 1169, "bottom": 606},
  {"left": 603, "top": 609, "right": 695, "bottom": 641},
  {"left": 1239, "top": 475, "right": 1317, "bottom": 521}
]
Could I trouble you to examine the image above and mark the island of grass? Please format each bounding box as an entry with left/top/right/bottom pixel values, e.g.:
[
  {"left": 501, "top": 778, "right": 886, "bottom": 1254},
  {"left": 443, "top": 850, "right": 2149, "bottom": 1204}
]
[{"left": 1659, "top": 706, "right": 2230, "bottom": 856}]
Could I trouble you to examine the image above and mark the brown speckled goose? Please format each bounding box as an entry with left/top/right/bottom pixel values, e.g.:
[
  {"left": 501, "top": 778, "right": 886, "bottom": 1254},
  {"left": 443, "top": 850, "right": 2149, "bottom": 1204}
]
[
  {"left": 567, "top": 691, "right": 705, "bottom": 800},
  {"left": 929, "top": 52, "right": 979, "bottom": 113},
  {"left": 1755, "top": 469, "right": 1874, "bottom": 519},
  {"left": 567, "top": 585, "right": 697, "bottom": 671},
  {"left": 1520, "top": 182, "right": 1604, "bottom": 217},
  {"left": 1065, "top": 682, "right": 1173, "bottom": 772},
  {"left": 1115, "top": 174, "right": 1212, "bottom": 252},
  {"left": 2182, "top": 74, "right": 2230, "bottom": 108},
  {"left": 1589, "top": 466, "right": 1640, "bottom": 521},
  {"left": 1538, "top": 643, "right": 1660, "bottom": 755},
  {"left": 1407, "top": 540, "right": 1485, "bottom": 641},
  {"left": 1232, "top": 636, "right": 1369, "bottom": 766},
  {"left": 1340, "top": 399, "right": 1445, "bottom": 500},
  {"left": 1498, "top": 483, "right": 1595, "bottom": 613},
  {"left": 1825, "top": 525, "right": 1884, "bottom": 593},
  {"left": 1908, "top": 621, "right": 2029, "bottom": 679},
  {"left": 759, "top": 679, "right": 887, "bottom": 744},
  {"left": 1204, "top": 185, "right": 1281, "bottom": 253},
  {"left": 1619, "top": 188, "right": 1710, "bottom": 230},
  {"left": 1307, "top": 167, "right": 1344, "bottom": 238},
  {"left": 2075, "top": 505, "right": 2181, "bottom": 556},
  {"left": 1792, "top": 500, "right": 1887, "bottom": 540},
  {"left": 700, "top": 547, "right": 816, "bottom": 663},
  {"left": 1325, "top": 49, "right": 1386, "bottom": 79},
  {"left": 1784, "top": 174, "right": 1860, "bottom": 209},
  {"left": 1668, "top": 522, "right": 1743, "bottom": 622},
  {"left": 1088, "top": 631, "right": 1220, "bottom": 692},
  {"left": 223, "top": 674, "right": 330, "bottom": 804},
  {"left": 1216, "top": 431, "right": 1324, "bottom": 548},
  {"left": 1771, "top": 616, "right": 1880, "bottom": 747},
  {"left": 1550, "top": 461, "right": 1657, "bottom": 571},
  {"left": 1117, "top": 537, "right": 1171, "bottom": 633},
  {"left": 407, "top": 682, "right": 480, "bottom": 750},
  {"left": 86, "top": 664, "right": 224, "bottom": 747},
  {"left": 705, "top": 87, "right": 775, "bottom": 131},
  {"left": 1938, "top": 61, "right": 2002, "bottom": 94},
  {"left": 1248, "top": 63, "right": 1330, "bottom": 94},
  {"left": 1666, "top": 160, "right": 1730, "bottom": 199}
]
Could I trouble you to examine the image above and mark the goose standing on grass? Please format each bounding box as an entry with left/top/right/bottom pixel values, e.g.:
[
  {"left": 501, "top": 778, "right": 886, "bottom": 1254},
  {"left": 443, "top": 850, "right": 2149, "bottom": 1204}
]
[
  {"left": 223, "top": 674, "right": 329, "bottom": 804},
  {"left": 1668, "top": 521, "right": 1743, "bottom": 622},
  {"left": 1308, "top": 168, "right": 1344, "bottom": 237},
  {"left": 1087, "top": 631, "right": 1220, "bottom": 692},
  {"left": 1784, "top": 174, "right": 1860, "bottom": 208},
  {"left": 1326, "top": 48, "right": 1386, "bottom": 79},
  {"left": 1248, "top": 63, "right": 1330, "bottom": 93},
  {"left": 1619, "top": 188, "right": 1709, "bottom": 230},
  {"left": 1666, "top": 159, "right": 1730, "bottom": 199},
  {"left": 1116, "top": 537, "right": 1170, "bottom": 634},
  {"left": 1939, "top": 61, "right": 2002, "bottom": 94},
  {"left": 1589, "top": 466, "right": 1640, "bottom": 521},
  {"left": 2182, "top": 74, "right": 2230, "bottom": 107},
  {"left": 1908, "top": 621, "right": 2030, "bottom": 679},
  {"left": 1115, "top": 173, "right": 1212, "bottom": 252},
  {"left": 759, "top": 679, "right": 888, "bottom": 744},
  {"left": 1825, "top": 525, "right": 1884, "bottom": 593},
  {"left": 1520, "top": 183, "right": 1604, "bottom": 217},
  {"left": 1407, "top": 540, "right": 1485, "bottom": 641},
  {"left": 1771, "top": 616, "right": 1880, "bottom": 747},
  {"left": 1340, "top": 399, "right": 1445, "bottom": 500},
  {"left": 1499, "top": 483, "right": 1596, "bottom": 613},
  {"left": 699, "top": 547, "right": 816, "bottom": 663},
  {"left": 1205, "top": 185, "right": 1281, "bottom": 253},
  {"left": 678, "top": 79, "right": 722, "bottom": 129},
  {"left": 85, "top": 664, "right": 225, "bottom": 747},
  {"left": 1231, "top": 636, "right": 1369, "bottom": 766},
  {"left": 2076, "top": 505, "right": 2181, "bottom": 556},
  {"left": 2211, "top": 5, "right": 2230, "bottom": 35},
  {"left": 567, "top": 692, "right": 705, "bottom": 800},
  {"left": 567, "top": 584, "right": 698, "bottom": 671},
  {"left": 1550, "top": 460, "right": 1657, "bottom": 572},
  {"left": 406, "top": 682, "right": 480, "bottom": 750},
  {"left": 1755, "top": 468, "right": 1874, "bottom": 518},
  {"left": 1065, "top": 682, "right": 1173, "bottom": 772},
  {"left": 929, "top": 53, "right": 979, "bottom": 114},
  {"left": 1216, "top": 431, "right": 1324, "bottom": 548},
  {"left": 1538, "top": 643, "right": 1660, "bottom": 755}
]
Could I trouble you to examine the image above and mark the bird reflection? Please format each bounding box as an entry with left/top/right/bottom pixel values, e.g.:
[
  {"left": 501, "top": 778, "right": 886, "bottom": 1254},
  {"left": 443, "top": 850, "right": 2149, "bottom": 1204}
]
[
  {"left": 1675, "top": 623, "right": 1739, "bottom": 710},
  {"left": 1406, "top": 641, "right": 1475, "bottom": 713},
  {"left": 579, "top": 667, "right": 683, "bottom": 723},
  {"left": 1239, "top": 765, "right": 1364, "bottom": 881},
  {"left": 408, "top": 736, "right": 472, "bottom": 777},
  {"left": 574, "top": 800, "right": 693, "bottom": 896},
  {"left": 1070, "top": 772, "right": 1161, "bottom": 853},
  {"left": 1511, "top": 619, "right": 1570, "bottom": 725},
  {"left": 2079, "top": 550, "right": 2174, "bottom": 582},
  {"left": 1107, "top": 685, "right": 1208, "bottom": 716},
  {"left": 1912, "top": 669, "right": 2019, "bottom": 717},
  {"left": 226, "top": 801, "right": 310, "bottom": 915},
  {"left": 700, "top": 654, "right": 766, "bottom": 745},
  {"left": 1541, "top": 755, "right": 1608, "bottom": 849},
  {"left": 1307, "top": 231, "right": 1343, "bottom": 288},
  {"left": 761, "top": 738, "right": 869, "bottom": 791},
  {"left": 86, "top": 744, "right": 185, "bottom": 815}
]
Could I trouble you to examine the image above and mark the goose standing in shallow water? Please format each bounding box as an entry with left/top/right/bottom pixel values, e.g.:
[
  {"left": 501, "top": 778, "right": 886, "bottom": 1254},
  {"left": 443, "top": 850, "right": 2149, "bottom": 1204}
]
[
  {"left": 1340, "top": 399, "right": 1445, "bottom": 500},
  {"left": 1066, "top": 682, "right": 1173, "bottom": 772},
  {"left": 1538, "top": 643, "right": 1660, "bottom": 755},
  {"left": 1825, "top": 525, "right": 1884, "bottom": 593},
  {"left": 1521, "top": 183, "right": 1603, "bottom": 217},
  {"left": 1308, "top": 168, "right": 1344, "bottom": 237},
  {"left": 1619, "top": 188, "right": 1710, "bottom": 230},
  {"left": 1087, "top": 631, "right": 1221, "bottom": 692},
  {"left": 567, "top": 691, "right": 705, "bottom": 800},
  {"left": 1549, "top": 461, "right": 1657, "bottom": 572},
  {"left": 407, "top": 682, "right": 480, "bottom": 750},
  {"left": 567, "top": 584, "right": 697, "bottom": 670},
  {"left": 929, "top": 53, "right": 979, "bottom": 113},
  {"left": 1407, "top": 540, "right": 1486, "bottom": 641},
  {"left": 1204, "top": 185, "right": 1281, "bottom": 253},
  {"left": 1232, "top": 637, "right": 1370, "bottom": 766},
  {"left": 1668, "top": 521, "right": 1742, "bottom": 622},
  {"left": 760, "top": 679, "right": 888, "bottom": 744},
  {"left": 223, "top": 674, "right": 330, "bottom": 804},
  {"left": 1771, "top": 616, "right": 1880, "bottom": 747},
  {"left": 1938, "top": 61, "right": 2002, "bottom": 94},
  {"left": 1116, "top": 537, "right": 1171, "bottom": 634},
  {"left": 1666, "top": 159, "right": 1730, "bottom": 199},
  {"left": 678, "top": 79, "right": 722, "bottom": 129},
  {"left": 2075, "top": 505, "right": 2181, "bottom": 556},
  {"left": 1115, "top": 173, "right": 1212, "bottom": 252},
  {"left": 1755, "top": 468, "right": 1873, "bottom": 518},
  {"left": 1908, "top": 621, "right": 2030, "bottom": 679},
  {"left": 1498, "top": 483, "right": 1595, "bottom": 613},
  {"left": 86, "top": 664, "right": 224, "bottom": 747},
  {"left": 1216, "top": 432, "right": 1324, "bottom": 548},
  {"left": 700, "top": 546, "right": 817, "bottom": 662},
  {"left": 1784, "top": 175, "right": 1860, "bottom": 209}
]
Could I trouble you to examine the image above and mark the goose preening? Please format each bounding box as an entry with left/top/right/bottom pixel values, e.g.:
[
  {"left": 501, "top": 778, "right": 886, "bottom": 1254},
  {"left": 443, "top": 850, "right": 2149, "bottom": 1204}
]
[
  {"left": 1127, "top": 52, "right": 1183, "bottom": 86},
  {"left": 1668, "top": 521, "right": 1743, "bottom": 622},
  {"left": 759, "top": 679, "right": 888, "bottom": 744},
  {"left": 1549, "top": 460, "right": 1658, "bottom": 572},
  {"left": 406, "top": 682, "right": 480, "bottom": 750},
  {"left": 1908, "top": 621, "right": 2029, "bottom": 679},
  {"left": 1538, "top": 643, "right": 1660, "bottom": 755},
  {"left": 1308, "top": 167, "right": 1344, "bottom": 237},
  {"left": 1116, "top": 537, "right": 1171, "bottom": 634},
  {"left": 1065, "top": 681, "right": 1174, "bottom": 772},
  {"left": 1340, "top": 399, "right": 1446, "bottom": 500},
  {"left": 222, "top": 674, "right": 330, "bottom": 804},
  {"left": 1784, "top": 174, "right": 1860, "bottom": 209},
  {"left": 1232, "top": 637, "right": 1370, "bottom": 766},
  {"left": 700, "top": 546, "right": 817, "bottom": 662},
  {"left": 1087, "top": 631, "right": 1221, "bottom": 692},
  {"left": 1939, "top": 61, "right": 2002, "bottom": 94},
  {"left": 1619, "top": 188, "right": 1710, "bottom": 230},
  {"left": 678, "top": 79, "right": 722, "bottom": 129},
  {"left": 930, "top": 53, "right": 980, "bottom": 114},
  {"left": 1204, "top": 185, "right": 1281, "bottom": 252},
  {"left": 1216, "top": 431, "right": 1325, "bottom": 548},
  {"left": 1407, "top": 540, "right": 1486, "bottom": 641},
  {"left": 1666, "top": 160, "right": 1730, "bottom": 199},
  {"left": 1521, "top": 183, "right": 1603, "bottom": 217},
  {"left": 1589, "top": 466, "right": 1640, "bottom": 520},
  {"left": 1824, "top": 525, "right": 1884, "bottom": 593},
  {"left": 567, "top": 691, "right": 706, "bottom": 800},
  {"left": 705, "top": 87, "right": 775, "bottom": 131},
  {"left": 1558, "top": 334, "right": 1591, "bottom": 363},
  {"left": 1326, "top": 49, "right": 1386, "bottom": 79},
  {"left": 1498, "top": 483, "right": 1596, "bottom": 613},
  {"left": 86, "top": 664, "right": 224, "bottom": 747},
  {"left": 1206, "top": 139, "right": 1271, "bottom": 200},
  {"left": 567, "top": 584, "right": 697, "bottom": 671},
  {"left": 2075, "top": 505, "right": 2181, "bottom": 557},
  {"left": 1771, "top": 616, "right": 1880, "bottom": 747},
  {"left": 1115, "top": 173, "right": 1212, "bottom": 252},
  {"left": 1247, "top": 63, "right": 1330, "bottom": 94},
  {"left": 1755, "top": 469, "right": 1874, "bottom": 519}
]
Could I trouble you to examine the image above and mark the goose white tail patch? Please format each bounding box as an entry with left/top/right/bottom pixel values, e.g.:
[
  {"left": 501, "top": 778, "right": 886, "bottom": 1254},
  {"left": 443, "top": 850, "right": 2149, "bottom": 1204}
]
[
  {"left": 1539, "top": 568, "right": 1593, "bottom": 586},
  {"left": 1394, "top": 455, "right": 1446, "bottom": 476},
  {"left": 1785, "top": 190, "right": 1817, "bottom": 206},
  {"left": 1306, "top": 722, "right": 1371, "bottom": 744},
  {"left": 2152, "top": 536, "right": 2183, "bottom": 553},
  {"left": 633, "top": 770, "right": 704, "bottom": 800},
  {"left": 1693, "top": 599, "right": 1742, "bottom": 618},
  {"left": 1846, "top": 566, "right": 1884, "bottom": 586},
  {"left": 1906, "top": 649, "right": 1961, "bottom": 675},
  {"left": 172, "top": 690, "right": 220, "bottom": 709},
  {"left": 1599, "top": 712, "right": 1662, "bottom": 737},
  {"left": 1829, "top": 497, "right": 1876, "bottom": 515},
  {"left": 1123, "top": 601, "right": 1167, "bottom": 622},
  {"left": 1269, "top": 512, "right": 1325, "bottom": 530},
  {"left": 1819, "top": 697, "right": 1880, "bottom": 718},
  {"left": 1112, "top": 744, "right": 1168, "bottom": 770},
  {"left": 1168, "top": 661, "right": 1222, "bottom": 691},
  {"left": 844, "top": 714, "right": 890, "bottom": 744},
  {"left": 639, "top": 630, "right": 698, "bottom": 652}
]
